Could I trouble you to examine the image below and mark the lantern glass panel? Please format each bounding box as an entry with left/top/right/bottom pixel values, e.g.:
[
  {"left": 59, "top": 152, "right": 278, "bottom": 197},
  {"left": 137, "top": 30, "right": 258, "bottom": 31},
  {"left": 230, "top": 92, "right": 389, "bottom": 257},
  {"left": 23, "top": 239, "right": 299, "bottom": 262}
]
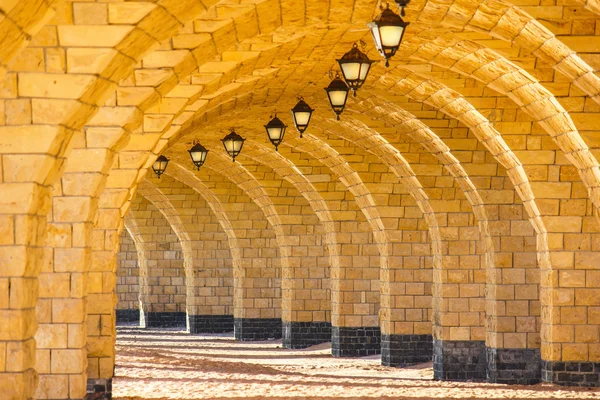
[
  {"left": 380, "top": 25, "right": 404, "bottom": 47},
  {"left": 267, "top": 126, "right": 284, "bottom": 140},
  {"left": 340, "top": 62, "right": 361, "bottom": 82},
  {"left": 370, "top": 24, "right": 382, "bottom": 51},
  {"left": 359, "top": 63, "right": 371, "bottom": 80},
  {"left": 328, "top": 89, "right": 349, "bottom": 107},
  {"left": 154, "top": 159, "right": 168, "bottom": 171},
  {"left": 293, "top": 111, "right": 311, "bottom": 126}
]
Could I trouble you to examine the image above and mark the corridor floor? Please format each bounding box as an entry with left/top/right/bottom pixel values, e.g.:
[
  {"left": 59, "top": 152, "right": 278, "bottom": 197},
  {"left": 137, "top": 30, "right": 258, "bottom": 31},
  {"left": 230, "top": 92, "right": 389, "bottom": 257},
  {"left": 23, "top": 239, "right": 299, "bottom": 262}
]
[{"left": 113, "top": 328, "right": 599, "bottom": 399}]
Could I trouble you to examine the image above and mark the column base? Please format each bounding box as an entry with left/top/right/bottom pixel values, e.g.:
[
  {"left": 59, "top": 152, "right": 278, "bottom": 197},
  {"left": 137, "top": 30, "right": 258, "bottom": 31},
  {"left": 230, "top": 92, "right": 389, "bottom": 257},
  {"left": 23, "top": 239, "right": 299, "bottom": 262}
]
[
  {"left": 234, "top": 318, "right": 282, "bottom": 341},
  {"left": 188, "top": 315, "right": 234, "bottom": 333},
  {"left": 487, "top": 347, "right": 541, "bottom": 385},
  {"left": 332, "top": 326, "right": 381, "bottom": 357},
  {"left": 116, "top": 309, "right": 140, "bottom": 326},
  {"left": 85, "top": 378, "right": 111, "bottom": 400},
  {"left": 433, "top": 339, "right": 486, "bottom": 381},
  {"left": 542, "top": 360, "right": 600, "bottom": 387},
  {"left": 282, "top": 321, "right": 332, "bottom": 349},
  {"left": 144, "top": 311, "right": 186, "bottom": 328},
  {"left": 381, "top": 334, "right": 432, "bottom": 367}
]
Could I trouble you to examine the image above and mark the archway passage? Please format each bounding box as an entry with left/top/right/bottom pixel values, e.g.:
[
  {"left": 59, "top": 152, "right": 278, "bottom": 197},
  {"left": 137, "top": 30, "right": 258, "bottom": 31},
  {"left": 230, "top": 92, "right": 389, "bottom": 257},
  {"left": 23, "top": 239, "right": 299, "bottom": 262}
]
[
  {"left": 116, "top": 229, "right": 141, "bottom": 326},
  {"left": 3, "top": 0, "right": 600, "bottom": 398}
]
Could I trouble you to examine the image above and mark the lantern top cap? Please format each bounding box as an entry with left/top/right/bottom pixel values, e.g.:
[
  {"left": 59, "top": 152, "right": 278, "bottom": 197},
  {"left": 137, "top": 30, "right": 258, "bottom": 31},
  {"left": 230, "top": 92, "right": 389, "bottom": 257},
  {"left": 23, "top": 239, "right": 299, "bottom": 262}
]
[
  {"left": 221, "top": 129, "right": 245, "bottom": 142},
  {"left": 373, "top": 6, "right": 408, "bottom": 25},
  {"left": 156, "top": 155, "right": 169, "bottom": 162},
  {"left": 325, "top": 73, "right": 350, "bottom": 91},
  {"left": 265, "top": 114, "right": 287, "bottom": 128},
  {"left": 337, "top": 43, "right": 373, "bottom": 64},
  {"left": 188, "top": 142, "right": 208, "bottom": 153},
  {"left": 292, "top": 98, "right": 314, "bottom": 112}
]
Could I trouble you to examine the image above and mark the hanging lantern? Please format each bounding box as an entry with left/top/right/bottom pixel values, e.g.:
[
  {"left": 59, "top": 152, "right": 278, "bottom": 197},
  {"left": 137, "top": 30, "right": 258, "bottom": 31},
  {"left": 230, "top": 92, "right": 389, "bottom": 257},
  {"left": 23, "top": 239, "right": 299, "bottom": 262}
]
[
  {"left": 221, "top": 129, "right": 245, "bottom": 162},
  {"left": 290, "top": 97, "right": 314, "bottom": 138},
  {"left": 336, "top": 43, "right": 374, "bottom": 96},
  {"left": 324, "top": 73, "right": 350, "bottom": 120},
  {"left": 188, "top": 142, "right": 209, "bottom": 170},
  {"left": 264, "top": 114, "right": 287, "bottom": 152},
  {"left": 368, "top": 5, "right": 409, "bottom": 67},
  {"left": 152, "top": 155, "right": 169, "bottom": 178}
]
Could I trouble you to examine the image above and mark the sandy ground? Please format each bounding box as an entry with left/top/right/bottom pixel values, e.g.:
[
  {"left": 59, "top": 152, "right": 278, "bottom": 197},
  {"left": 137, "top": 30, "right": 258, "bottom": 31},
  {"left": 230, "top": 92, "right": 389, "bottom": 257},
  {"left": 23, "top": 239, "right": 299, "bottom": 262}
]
[{"left": 113, "top": 328, "right": 600, "bottom": 400}]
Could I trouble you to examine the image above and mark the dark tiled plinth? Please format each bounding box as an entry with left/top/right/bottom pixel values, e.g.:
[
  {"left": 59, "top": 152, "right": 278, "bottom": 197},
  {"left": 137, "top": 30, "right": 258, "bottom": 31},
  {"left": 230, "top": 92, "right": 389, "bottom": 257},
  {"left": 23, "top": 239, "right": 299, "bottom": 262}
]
[
  {"left": 282, "top": 321, "right": 332, "bottom": 349},
  {"left": 116, "top": 309, "right": 140, "bottom": 325},
  {"left": 85, "top": 378, "right": 111, "bottom": 400},
  {"left": 234, "top": 318, "right": 282, "bottom": 341},
  {"left": 381, "top": 334, "right": 433, "bottom": 367},
  {"left": 332, "top": 326, "right": 381, "bottom": 357},
  {"left": 433, "top": 339, "right": 486, "bottom": 381},
  {"left": 487, "top": 347, "right": 541, "bottom": 385},
  {"left": 144, "top": 311, "right": 186, "bottom": 328},
  {"left": 188, "top": 314, "right": 234, "bottom": 333},
  {"left": 542, "top": 360, "right": 600, "bottom": 387}
]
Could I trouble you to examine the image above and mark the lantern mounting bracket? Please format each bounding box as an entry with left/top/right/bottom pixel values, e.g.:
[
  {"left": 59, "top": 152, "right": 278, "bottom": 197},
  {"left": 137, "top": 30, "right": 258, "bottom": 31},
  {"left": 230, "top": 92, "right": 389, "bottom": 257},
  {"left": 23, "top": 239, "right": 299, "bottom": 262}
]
[{"left": 394, "top": 0, "right": 410, "bottom": 16}]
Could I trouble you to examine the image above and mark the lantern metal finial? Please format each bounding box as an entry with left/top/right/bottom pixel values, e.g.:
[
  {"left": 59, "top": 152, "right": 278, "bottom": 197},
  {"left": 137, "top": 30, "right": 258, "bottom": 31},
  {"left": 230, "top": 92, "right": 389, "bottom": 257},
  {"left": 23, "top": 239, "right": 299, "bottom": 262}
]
[
  {"left": 152, "top": 155, "right": 169, "bottom": 178},
  {"left": 221, "top": 128, "right": 245, "bottom": 162},
  {"left": 336, "top": 42, "right": 374, "bottom": 96},
  {"left": 264, "top": 113, "right": 287, "bottom": 152},
  {"left": 324, "top": 72, "right": 350, "bottom": 120},
  {"left": 188, "top": 141, "right": 208, "bottom": 170},
  {"left": 291, "top": 96, "right": 314, "bottom": 138}
]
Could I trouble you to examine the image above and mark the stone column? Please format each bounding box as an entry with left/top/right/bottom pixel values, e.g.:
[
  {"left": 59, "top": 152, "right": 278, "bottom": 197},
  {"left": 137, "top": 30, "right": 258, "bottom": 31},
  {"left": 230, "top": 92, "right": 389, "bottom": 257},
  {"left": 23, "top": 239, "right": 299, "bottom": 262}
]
[{"left": 330, "top": 218, "right": 381, "bottom": 357}]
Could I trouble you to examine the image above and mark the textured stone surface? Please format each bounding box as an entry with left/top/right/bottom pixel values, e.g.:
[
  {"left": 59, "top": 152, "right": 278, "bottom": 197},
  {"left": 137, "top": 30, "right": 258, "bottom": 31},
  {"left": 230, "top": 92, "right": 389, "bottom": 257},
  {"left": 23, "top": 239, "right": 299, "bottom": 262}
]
[
  {"left": 116, "top": 310, "right": 140, "bottom": 326},
  {"left": 542, "top": 361, "right": 600, "bottom": 387},
  {"left": 486, "top": 348, "right": 541, "bottom": 385},
  {"left": 144, "top": 312, "right": 187, "bottom": 328},
  {"left": 282, "top": 322, "right": 332, "bottom": 349},
  {"left": 332, "top": 326, "right": 381, "bottom": 358},
  {"left": 85, "top": 378, "right": 111, "bottom": 400},
  {"left": 234, "top": 318, "right": 282, "bottom": 341},
  {"left": 433, "top": 340, "right": 487, "bottom": 382},
  {"left": 381, "top": 334, "right": 433, "bottom": 367},
  {"left": 188, "top": 315, "right": 234, "bottom": 334}
]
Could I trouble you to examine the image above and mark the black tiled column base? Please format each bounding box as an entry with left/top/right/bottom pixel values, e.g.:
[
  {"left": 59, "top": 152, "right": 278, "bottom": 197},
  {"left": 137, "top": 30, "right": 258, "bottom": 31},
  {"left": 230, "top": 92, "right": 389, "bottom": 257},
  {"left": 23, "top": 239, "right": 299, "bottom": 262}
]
[
  {"left": 116, "top": 309, "right": 140, "bottom": 325},
  {"left": 433, "top": 339, "right": 486, "bottom": 381},
  {"left": 542, "top": 360, "right": 600, "bottom": 387},
  {"left": 85, "top": 378, "right": 111, "bottom": 400},
  {"left": 234, "top": 318, "right": 282, "bottom": 341},
  {"left": 282, "top": 321, "right": 332, "bottom": 349},
  {"left": 188, "top": 315, "right": 234, "bottom": 333},
  {"left": 332, "top": 326, "right": 381, "bottom": 357},
  {"left": 487, "top": 347, "right": 541, "bottom": 385},
  {"left": 381, "top": 334, "right": 433, "bottom": 367},
  {"left": 144, "top": 311, "right": 186, "bottom": 328}
]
